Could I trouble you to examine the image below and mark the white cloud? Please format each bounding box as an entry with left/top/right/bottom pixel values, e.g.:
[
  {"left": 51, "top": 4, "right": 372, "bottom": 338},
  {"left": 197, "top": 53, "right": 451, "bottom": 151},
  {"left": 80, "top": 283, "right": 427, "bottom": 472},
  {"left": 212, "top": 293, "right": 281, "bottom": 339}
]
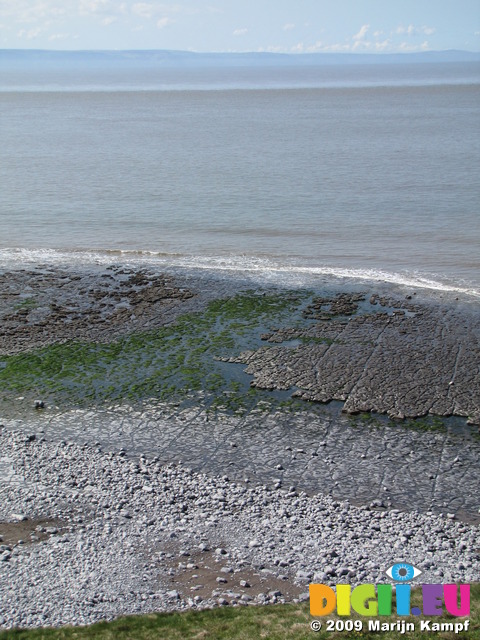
[
  {"left": 102, "top": 16, "right": 118, "bottom": 26},
  {"left": 353, "top": 39, "right": 372, "bottom": 51},
  {"left": 396, "top": 24, "right": 435, "bottom": 37},
  {"left": 48, "top": 32, "right": 71, "bottom": 41},
  {"left": 79, "top": 0, "right": 114, "bottom": 16},
  {"left": 132, "top": 3, "right": 155, "bottom": 19},
  {"left": 320, "top": 42, "right": 351, "bottom": 53},
  {"left": 157, "top": 16, "right": 172, "bottom": 28},
  {"left": 283, "top": 23, "right": 295, "bottom": 31},
  {"left": 375, "top": 39, "right": 390, "bottom": 51},
  {"left": 233, "top": 28, "right": 247, "bottom": 36},
  {"left": 291, "top": 42, "right": 304, "bottom": 52},
  {"left": 298, "top": 38, "right": 398, "bottom": 54},
  {"left": 353, "top": 24, "right": 369, "bottom": 41},
  {"left": 399, "top": 40, "right": 430, "bottom": 51},
  {"left": 1, "top": 1, "right": 65, "bottom": 23},
  {"left": 205, "top": 5, "right": 224, "bottom": 14},
  {"left": 17, "top": 27, "right": 43, "bottom": 39},
  {"left": 130, "top": 2, "right": 182, "bottom": 20},
  {"left": 258, "top": 45, "right": 283, "bottom": 53}
]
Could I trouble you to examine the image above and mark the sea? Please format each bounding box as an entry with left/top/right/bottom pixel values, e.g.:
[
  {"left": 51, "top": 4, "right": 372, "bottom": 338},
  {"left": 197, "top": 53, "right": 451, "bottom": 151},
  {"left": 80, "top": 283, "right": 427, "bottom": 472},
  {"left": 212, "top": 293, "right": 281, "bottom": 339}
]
[{"left": 1, "top": 56, "right": 479, "bottom": 297}]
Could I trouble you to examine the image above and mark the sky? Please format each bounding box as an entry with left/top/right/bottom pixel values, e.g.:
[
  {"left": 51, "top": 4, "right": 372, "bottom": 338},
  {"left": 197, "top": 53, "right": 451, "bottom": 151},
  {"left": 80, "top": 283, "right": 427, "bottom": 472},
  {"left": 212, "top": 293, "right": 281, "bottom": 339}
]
[{"left": 0, "top": 0, "right": 479, "bottom": 53}]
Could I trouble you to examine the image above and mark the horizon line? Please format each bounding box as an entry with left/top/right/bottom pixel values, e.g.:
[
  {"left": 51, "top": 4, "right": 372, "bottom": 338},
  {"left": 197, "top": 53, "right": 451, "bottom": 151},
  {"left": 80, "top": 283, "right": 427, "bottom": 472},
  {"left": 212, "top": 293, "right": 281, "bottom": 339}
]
[{"left": 1, "top": 47, "right": 480, "bottom": 55}]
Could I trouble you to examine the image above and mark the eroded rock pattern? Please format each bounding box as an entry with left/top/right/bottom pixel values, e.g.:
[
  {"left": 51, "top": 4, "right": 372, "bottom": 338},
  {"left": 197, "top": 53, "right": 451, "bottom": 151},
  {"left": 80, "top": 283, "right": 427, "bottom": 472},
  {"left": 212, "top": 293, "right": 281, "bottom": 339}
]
[
  {"left": 0, "top": 267, "right": 196, "bottom": 354},
  {"left": 227, "top": 294, "right": 480, "bottom": 424}
]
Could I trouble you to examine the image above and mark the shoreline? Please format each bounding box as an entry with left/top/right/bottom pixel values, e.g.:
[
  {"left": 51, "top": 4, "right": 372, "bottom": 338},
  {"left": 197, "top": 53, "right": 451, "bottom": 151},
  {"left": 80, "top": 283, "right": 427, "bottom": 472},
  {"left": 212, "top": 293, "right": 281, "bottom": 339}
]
[
  {"left": 0, "top": 262, "right": 479, "bottom": 628},
  {"left": 1, "top": 247, "right": 479, "bottom": 301}
]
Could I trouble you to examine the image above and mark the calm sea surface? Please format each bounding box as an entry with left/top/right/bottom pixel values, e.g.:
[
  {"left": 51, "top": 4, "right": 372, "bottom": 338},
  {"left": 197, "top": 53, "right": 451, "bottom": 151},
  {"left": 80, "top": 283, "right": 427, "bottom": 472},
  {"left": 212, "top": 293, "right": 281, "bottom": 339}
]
[{"left": 1, "top": 63, "right": 479, "bottom": 295}]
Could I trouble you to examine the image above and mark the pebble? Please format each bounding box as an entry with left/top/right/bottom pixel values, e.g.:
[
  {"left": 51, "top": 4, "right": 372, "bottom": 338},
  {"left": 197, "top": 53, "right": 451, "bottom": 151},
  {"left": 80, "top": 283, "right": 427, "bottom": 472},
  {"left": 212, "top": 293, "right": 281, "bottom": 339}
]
[{"left": 0, "top": 425, "right": 478, "bottom": 630}]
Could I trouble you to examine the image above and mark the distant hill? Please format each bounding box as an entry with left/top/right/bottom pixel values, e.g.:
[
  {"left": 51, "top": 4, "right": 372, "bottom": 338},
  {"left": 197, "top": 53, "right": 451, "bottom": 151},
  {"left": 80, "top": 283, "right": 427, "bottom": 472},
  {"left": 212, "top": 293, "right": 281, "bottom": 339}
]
[{"left": 1, "top": 49, "right": 479, "bottom": 70}]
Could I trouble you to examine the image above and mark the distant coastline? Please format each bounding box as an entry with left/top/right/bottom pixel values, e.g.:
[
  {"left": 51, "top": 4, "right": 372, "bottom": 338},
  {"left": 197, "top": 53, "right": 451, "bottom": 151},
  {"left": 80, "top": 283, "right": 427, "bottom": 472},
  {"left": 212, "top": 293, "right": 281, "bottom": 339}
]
[{"left": 1, "top": 48, "right": 480, "bottom": 70}]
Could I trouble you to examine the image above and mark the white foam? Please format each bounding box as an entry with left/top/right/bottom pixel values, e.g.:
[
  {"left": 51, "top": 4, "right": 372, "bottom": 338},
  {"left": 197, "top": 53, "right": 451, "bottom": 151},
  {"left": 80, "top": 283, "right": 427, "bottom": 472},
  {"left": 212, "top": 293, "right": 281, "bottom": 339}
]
[{"left": 1, "top": 247, "right": 478, "bottom": 299}]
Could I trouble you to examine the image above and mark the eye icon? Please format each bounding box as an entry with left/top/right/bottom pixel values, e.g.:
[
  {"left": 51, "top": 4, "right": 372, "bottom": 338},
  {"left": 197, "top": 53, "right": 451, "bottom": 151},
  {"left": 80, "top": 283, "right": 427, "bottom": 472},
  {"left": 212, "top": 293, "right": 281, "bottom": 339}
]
[{"left": 386, "top": 563, "right": 422, "bottom": 582}]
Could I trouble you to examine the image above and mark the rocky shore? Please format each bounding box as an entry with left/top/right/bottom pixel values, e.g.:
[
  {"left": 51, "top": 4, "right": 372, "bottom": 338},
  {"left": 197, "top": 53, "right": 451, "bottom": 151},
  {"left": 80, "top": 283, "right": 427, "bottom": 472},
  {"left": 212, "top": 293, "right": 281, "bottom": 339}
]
[
  {"left": 0, "top": 264, "right": 479, "bottom": 628},
  {"left": 1, "top": 266, "right": 479, "bottom": 424},
  {"left": 0, "top": 266, "right": 204, "bottom": 354},
  {"left": 1, "top": 426, "right": 479, "bottom": 629}
]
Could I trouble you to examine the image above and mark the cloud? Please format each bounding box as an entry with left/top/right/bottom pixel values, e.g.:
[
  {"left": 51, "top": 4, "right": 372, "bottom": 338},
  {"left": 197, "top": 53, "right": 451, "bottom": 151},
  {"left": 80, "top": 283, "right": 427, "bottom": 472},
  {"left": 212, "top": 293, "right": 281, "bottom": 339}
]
[
  {"left": 353, "top": 39, "right": 371, "bottom": 51},
  {"left": 396, "top": 24, "right": 435, "bottom": 36},
  {"left": 233, "top": 28, "right": 247, "bottom": 36},
  {"left": 1, "top": 1, "right": 66, "bottom": 23},
  {"left": 102, "top": 16, "right": 118, "bottom": 26},
  {"left": 303, "top": 40, "right": 345, "bottom": 53},
  {"left": 374, "top": 39, "right": 390, "bottom": 51},
  {"left": 291, "top": 42, "right": 304, "bottom": 52},
  {"left": 347, "top": 22, "right": 435, "bottom": 52},
  {"left": 258, "top": 45, "right": 283, "bottom": 53},
  {"left": 288, "top": 40, "right": 350, "bottom": 53},
  {"left": 352, "top": 24, "right": 377, "bottom": 50},
  {"left": 132, "top": 2, "right": 155, "bottom": 19},
  {"left": 262, "top": 36, "right": 401, "bottom": 54},
  {"left": 131, "top": 2, "right": 183, "bottom": 20},
  {"left": 399, "top": 40, "right": 430, "bottom": 51},
  {"left": 205, "top": 5, "right": 224, "bottom": 14},
  {"left": 319, "top": 42, "right": 351, "bottom": 53},
  {"left": 79, "top": 0, "right": 115, "bottom": 16},
  {"left": 157, "top": 16, "right": 173, "bottom": 28},
  {"left": 17, "top": 27, "right": 43, "bottom": 39},
  {"left": 396, "top": 24, "right": 414, "bottom": 35},
  {"left": 48, "top": 32, "right": 72, "bottom": 41},
  {"left": 283, "top": 23, "right": 295, "bottom": 31},
  {"left": 353, "top": 24, "right": 369, "bottom": 41}
]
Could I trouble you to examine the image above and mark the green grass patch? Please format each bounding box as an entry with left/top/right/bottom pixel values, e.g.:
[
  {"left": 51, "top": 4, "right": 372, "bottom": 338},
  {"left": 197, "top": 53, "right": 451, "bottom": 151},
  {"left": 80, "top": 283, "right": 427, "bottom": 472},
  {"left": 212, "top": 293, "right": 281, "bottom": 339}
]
[{"left": 0, "top": 584, "right": 478, "bottom": 639}]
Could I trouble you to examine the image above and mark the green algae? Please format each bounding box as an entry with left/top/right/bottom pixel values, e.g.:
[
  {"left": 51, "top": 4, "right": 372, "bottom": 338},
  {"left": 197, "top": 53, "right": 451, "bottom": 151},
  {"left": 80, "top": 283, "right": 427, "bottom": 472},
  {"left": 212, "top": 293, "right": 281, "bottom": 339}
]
[
  {"left": 298, "top": 336, "right": 335, "bottom": 346},
  {"left": 13, "top": 297, "right": 38, "bottom": 310},
  {"left": 0, "top": 290, "right": 309, "bottom": 415}
]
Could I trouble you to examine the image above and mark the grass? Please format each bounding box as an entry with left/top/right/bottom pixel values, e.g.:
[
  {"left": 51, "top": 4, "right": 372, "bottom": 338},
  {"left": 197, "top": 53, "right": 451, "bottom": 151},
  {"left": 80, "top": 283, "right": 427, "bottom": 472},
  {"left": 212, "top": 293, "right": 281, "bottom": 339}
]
[{"left": 0, "top": 584, "right": 478, "bottom": 639}]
